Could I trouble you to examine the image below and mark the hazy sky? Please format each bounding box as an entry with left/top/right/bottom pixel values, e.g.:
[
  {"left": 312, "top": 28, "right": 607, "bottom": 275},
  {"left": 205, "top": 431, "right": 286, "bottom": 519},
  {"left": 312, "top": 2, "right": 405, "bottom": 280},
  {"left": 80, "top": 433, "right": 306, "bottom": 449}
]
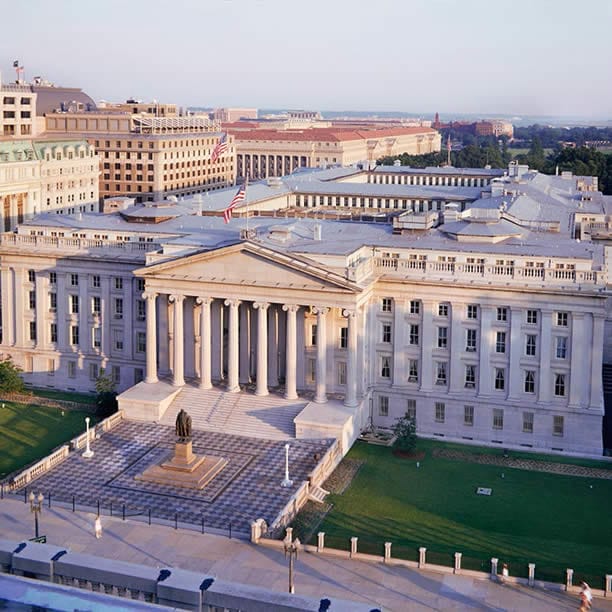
[{"left": 2, "top": 0, "right": 611, "bottom": 118}]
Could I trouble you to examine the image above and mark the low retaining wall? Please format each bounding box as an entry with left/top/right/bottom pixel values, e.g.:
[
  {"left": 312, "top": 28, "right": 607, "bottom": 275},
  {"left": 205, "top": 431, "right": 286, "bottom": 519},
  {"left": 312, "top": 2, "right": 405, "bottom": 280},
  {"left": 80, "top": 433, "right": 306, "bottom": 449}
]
[
  {"left": 256, "top": 529, "right": 612, "bottom": 601},
  {"left": 0, "top": 538, "right": 375, "bottom": 612},
  {"left": 0, "top": 392, "right": 95, "bottom": 413}
]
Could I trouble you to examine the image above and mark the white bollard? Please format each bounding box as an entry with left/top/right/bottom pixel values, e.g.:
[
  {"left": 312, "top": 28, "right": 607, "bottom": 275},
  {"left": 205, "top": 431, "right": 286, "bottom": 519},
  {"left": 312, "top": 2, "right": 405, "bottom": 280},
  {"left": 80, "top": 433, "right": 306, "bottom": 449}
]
[
  {"left": 350, "top": 537, "right": 358, "bottom": 558},
  {"left": 491, "top": 558, "right": 499, "bottom": 579},
  {"left": 454, "top": 552, "right": 462, "bottom": 574},
  {"left": 528, "top": 563, "right": 535, "bottom": 587},
  {"left": 317, "top": 532, "right": 325, "bottom": 553},
  {"left": 418, "top": 547, "right": 427, "bottom": 568},
  {"left": 566, "top": 568, "right": 573, "bottom": 591},
  {"left": 384, "top": 542, "right": 392, "bottom": 563}
]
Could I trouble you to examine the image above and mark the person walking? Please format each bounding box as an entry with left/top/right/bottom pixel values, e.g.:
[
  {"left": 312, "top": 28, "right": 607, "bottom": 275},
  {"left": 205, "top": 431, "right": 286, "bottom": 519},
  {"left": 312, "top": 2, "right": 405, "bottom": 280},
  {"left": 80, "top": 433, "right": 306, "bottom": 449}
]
[
  {"left": 94, "top": 514, "right": 102, "bottom": 539},
  {"left": 579, "top": 582, "right": 592, "bottom": 611}
]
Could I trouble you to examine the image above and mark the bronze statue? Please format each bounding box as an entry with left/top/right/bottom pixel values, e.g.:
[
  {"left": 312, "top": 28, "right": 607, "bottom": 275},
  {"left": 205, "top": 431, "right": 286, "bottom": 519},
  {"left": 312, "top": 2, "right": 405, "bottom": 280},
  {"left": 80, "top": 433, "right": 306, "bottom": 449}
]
[{"left": 175, "top": 409, "right": 192, "bottom": 441}]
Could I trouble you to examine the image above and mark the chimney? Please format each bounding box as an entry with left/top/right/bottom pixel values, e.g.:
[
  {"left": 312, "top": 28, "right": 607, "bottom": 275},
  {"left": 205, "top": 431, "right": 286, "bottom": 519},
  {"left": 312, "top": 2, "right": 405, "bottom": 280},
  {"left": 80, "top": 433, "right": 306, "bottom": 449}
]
[{"left": 313, "top": 222, "right": 322, "bottom": 241}]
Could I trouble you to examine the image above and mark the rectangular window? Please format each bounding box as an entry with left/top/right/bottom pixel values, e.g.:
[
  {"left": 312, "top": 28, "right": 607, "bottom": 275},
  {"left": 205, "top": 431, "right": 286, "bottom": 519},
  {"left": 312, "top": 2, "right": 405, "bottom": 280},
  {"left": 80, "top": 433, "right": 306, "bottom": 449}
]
[
  {"left": 381, "top": 297, "right": 392, "bottom": 312},
  {"left": 524, "top": 370, "right": 535, "bottom": 393},
  {"left": 409, "top": 324, "right": 419, "bottom": 345},
  {"left": 409, "top": 300, "right": 420, "bottom": 315},
  {"left": 111, "top": 365, "right": 121, "bottom": 385},
  {"left": 435, "top": 402, "right": 445, "bottom": 423},
  {"left": 310, "top": 324, "right": 317, "bottom": 346},
  {"left": 92, "top": 275, "right": 101, "bottom": 288},
  {"left": 28, "top": 290, "right": 36, "bottom": 310},
  {"left": 556, "top": 312, "right": 568, "bottom": 327},
  {"left": 526, "top": 309, "right": 538, "bottom": 324},
  {"left": 70, "top": 294, "right": 79, "bottom": 314},
  {"left": 408, "top": 359, "right": 419, "bottom": 383},
  {"left": 92, "top": 296, "right": 101, "bottom": 314},
  {"left": 28, "top": 269, "right": 36, "bottom": 283},
  {"left": 466, "top": 328, "right": 477, "bottom": 352},
  {"left": 496, "top": 307, "right": 508, "bottom": 322},
  {"left": 464, "top": 405, "right": 474, "bottom": 426},
  {"left": 70, "top": 273, "right": 79, "bottom": 286},
  {"left": 137, "top": 278, "right": 145, "bottom": 292},
  {"left": 137, "top": 300, "right": 146, "bottom": 320},
  {"left": 554, "top": 373, "right": 566, "bottom": 397},
  {"left": 92, "top": 327, "right": 101, "bottom": 349},
  {"left": 438, "top": 303, "right": 448, "bottom": 317},
  {"left": 379, "top": 395, "right": 389, "bottom": 417},
  {"left": 525, "top": 334, "right": 537, "bottom": 356},
  {"left": 29, "top": 321, "right": 36, "bottom": 341},
  {"left": 71, "top": 325, "right": 79, "bottom": 345},
  {"left": 136, "top": 331, "right": 146, "bottom": 353},
  {"left": 467, "top": 304, "right": 478, "bottom": 320},
  {"left": 492, "top": 408, "right": 504, "bottom": 430},
  {"left": 114, "top": 277, "right": 123, "bottom": 290},
  {"left": 495, "top": 331, "right": 506, "bottom": 353},
  {"left": 337, "top": 361, "right": 347, "bottom": 385},
  {"left": 47, "top": 359, "right": 55, "bottom": 376},
  {"left": 495, "top": 368, "right": 505, "bottom": 390},
  {"left": 553, "top": 415, "right": 564, "bottom": 436},
  {"left": 382, "top": 323, "right": 392, "bottom": 343},
  {"left": 380, "top": 356, "right": 391, "bottom": 379},
  {"left": 134, "top": 368, "right": 144, "bottom": 384},
  {"left": 555, "top": 336, "right": 568, "bottom": 359},
  {"left": 401, "top": 399, "right": 415, "bottom": 422},
  {"left": 523, "top": 411, "right": 534, "bottom": 433},
  {"left": 113, "top": 329, "right": 124, "bottom": 350},
  {"left": 437, "top": 327, "right": 448, "bottom": 349},
  {"left": 49, "top": 272, "right": 57, "bottom": 285},
  {"left": 114, "top": 298, "right": 123, "bottom": 318},
  {"left": 50, "top": 323, "right": 57, "bottom": 343},
  {"left": 306, "top": 358, "right": 316, "bottom": 383},
  {"left": 435, "top": 361, "right": 447, "bottom": 385},
  {"left": 465, "top": 365, "right": 476, "bottom": 388},
  {"left": 89, "top": 363, "right": 99, "bottom": 381},
  {"left": 68, "top": 360, "right": 76, "bottom": 378}
]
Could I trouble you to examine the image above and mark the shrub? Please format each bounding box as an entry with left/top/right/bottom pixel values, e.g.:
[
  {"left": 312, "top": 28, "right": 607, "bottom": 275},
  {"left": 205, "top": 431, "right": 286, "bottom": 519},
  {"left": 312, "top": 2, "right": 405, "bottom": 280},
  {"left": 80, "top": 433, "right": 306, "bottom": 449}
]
[
  {"left": 0, "top": 358, "right": 25, "bottom": 394},
  {"left": 392, "top": 412, "right": 417, "bottom": 453}
]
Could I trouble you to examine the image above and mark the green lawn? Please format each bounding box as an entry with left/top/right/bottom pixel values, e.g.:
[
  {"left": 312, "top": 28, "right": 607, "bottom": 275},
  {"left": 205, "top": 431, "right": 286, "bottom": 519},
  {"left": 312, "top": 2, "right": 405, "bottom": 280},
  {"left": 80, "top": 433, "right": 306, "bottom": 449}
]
[
  {"left": 313, "top": 440, "right": 612, "bottom": 588},
  {"left": 31, "top": 388, "right": 96, "bottom": 405},
  {"left": 0, "top": 402, "right": 94, "bottom": 477}
]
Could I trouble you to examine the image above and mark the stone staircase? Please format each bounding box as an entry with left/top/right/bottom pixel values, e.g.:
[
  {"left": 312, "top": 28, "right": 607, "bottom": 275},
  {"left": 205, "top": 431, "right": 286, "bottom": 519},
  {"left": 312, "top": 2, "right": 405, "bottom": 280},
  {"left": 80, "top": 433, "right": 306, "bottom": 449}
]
[
  {"left": 160, "top": 384, "right": 307, "bottom": 440},
  {"left": 308, "top": 484, "right": 330, "bottom": 504}
]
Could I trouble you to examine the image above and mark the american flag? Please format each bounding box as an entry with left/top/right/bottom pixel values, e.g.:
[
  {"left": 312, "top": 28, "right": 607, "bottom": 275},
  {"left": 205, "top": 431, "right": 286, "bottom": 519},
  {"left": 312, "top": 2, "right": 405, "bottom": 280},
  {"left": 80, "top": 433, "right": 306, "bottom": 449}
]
[
  {"left": 223, "top": 178, "right": 247, "bottom": 223},
  {"left": 211, "top": 132, "right": 228, "bottom": 163}
]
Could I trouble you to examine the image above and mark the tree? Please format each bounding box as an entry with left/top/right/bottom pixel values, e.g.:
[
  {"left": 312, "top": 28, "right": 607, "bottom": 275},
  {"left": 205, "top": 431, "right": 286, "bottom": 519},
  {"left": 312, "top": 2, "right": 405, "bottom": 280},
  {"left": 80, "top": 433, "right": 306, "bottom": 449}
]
[
  {"left": 0, "top": 358, "right": 25, "bottom": 394},
  {"left": 95, "top": 368, "right": 118, "bottom": 418},
  {"left": 392, "top": 412, "right": 417, "bottom": 453}
]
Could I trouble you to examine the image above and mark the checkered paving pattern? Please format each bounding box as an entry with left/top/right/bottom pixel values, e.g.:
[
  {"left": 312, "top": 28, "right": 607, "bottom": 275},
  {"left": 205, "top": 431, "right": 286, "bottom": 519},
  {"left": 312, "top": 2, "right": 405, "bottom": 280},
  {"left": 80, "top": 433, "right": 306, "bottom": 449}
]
[{"left": 12, "top": 420, "right": 334, "bottom": 534}]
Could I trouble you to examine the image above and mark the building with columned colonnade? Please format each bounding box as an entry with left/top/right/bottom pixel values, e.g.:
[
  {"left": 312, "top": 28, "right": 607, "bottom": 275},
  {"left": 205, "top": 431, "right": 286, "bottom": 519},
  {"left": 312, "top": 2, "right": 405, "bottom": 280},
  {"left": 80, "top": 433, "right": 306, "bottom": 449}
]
[{"left": 0, "top": 161, "right": 610, "bottom": 457}]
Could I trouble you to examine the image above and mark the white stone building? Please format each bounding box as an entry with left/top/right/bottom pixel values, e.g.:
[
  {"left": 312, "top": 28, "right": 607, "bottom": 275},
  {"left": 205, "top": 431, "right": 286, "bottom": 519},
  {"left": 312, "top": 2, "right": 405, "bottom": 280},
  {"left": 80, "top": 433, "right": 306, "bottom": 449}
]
[{"left": 0, "top": 162, "right": 609, "bottom": 456}]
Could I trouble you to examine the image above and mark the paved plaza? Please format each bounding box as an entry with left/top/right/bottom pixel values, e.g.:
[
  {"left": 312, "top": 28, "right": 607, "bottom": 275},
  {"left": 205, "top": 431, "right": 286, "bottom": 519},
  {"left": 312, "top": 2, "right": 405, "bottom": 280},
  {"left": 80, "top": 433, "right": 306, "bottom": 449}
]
[{"left": 9, "top": 420, "right": 334, "bottom": 535}]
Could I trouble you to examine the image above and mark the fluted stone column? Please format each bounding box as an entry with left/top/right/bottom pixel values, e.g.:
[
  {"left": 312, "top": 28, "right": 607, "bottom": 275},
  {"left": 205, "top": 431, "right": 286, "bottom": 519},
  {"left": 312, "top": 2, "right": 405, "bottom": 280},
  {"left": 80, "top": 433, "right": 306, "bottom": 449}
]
[
  {"left": 254, "top": 302, "right": 269, "bottom": 396},
  {"left": 196, "top": 297, "right": 212, "bottom": 389},
  {"left": 313, "top": 306, "right": 329, "bottom": 403},
  {"left": 283, "top": 304, "right": 299, "bottom": 400},
  {"left": 268, "top": 306, "right": 279, "bottom": 387},
  {"left": 169, "top": 294, "right": 185, "bottom": 387},
  {"left": 343, "top": 309, "right": 358, "bottom": 407},
  {"left": 225, "top": 299, "right": 241, "bottom": 392},
  {"left": 143, "top": 291, "right": 158, "bottom": 384}
]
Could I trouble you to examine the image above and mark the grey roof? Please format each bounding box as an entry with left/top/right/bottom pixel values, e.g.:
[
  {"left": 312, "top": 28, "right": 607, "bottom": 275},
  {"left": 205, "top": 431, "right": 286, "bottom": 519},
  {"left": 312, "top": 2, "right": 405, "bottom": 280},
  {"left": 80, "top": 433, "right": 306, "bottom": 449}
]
[
  {"left": 440, "top": 218, "right": 524, "bottom": 238},
  {"left": 374, "top": 165, "right": 506, "bottom": 176},
  {"left": 33, "top": 86, "right": 96, "bottom": 115}
]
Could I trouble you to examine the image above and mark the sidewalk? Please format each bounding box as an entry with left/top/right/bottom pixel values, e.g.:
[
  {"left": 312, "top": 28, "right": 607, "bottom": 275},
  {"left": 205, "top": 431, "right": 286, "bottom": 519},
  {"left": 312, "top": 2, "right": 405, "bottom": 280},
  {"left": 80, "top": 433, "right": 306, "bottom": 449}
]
[{"left": 0, "top": 496, "right": 608, "bottom": 612}]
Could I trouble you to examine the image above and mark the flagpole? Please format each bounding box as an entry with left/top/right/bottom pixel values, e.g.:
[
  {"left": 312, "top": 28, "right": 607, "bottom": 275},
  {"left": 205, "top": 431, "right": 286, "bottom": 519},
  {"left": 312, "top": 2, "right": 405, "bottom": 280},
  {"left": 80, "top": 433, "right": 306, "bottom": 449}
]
[{"left": 244, "top": 173, "right": 249, "bottom": 239}]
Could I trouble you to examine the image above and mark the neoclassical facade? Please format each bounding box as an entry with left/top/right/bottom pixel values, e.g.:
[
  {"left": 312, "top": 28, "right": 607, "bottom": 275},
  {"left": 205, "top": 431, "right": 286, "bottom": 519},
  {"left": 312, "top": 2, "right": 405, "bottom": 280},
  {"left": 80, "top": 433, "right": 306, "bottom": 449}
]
[{"left": 0, "top": 162, "right": 609, "bottom": 456}]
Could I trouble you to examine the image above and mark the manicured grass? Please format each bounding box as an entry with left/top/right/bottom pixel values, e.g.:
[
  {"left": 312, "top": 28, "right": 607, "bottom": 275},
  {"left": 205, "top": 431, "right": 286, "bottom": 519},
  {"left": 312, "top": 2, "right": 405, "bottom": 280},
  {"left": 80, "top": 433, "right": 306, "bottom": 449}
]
[
  {"left": 314, "top": 440, "right": 612, "bottom": 588},
  {"left": 30, "top": 388, "right": 96, "bottom": 405},
  {"left": 0, "top": 402, "right": 94, "bottom": 477}
]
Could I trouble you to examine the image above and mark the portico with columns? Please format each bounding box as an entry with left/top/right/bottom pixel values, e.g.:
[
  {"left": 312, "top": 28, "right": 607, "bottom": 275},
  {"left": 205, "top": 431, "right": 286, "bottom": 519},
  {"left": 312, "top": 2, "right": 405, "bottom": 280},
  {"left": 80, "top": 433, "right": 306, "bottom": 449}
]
[{"left": 119, "top": 242, "right": 369, "bottom": 446}]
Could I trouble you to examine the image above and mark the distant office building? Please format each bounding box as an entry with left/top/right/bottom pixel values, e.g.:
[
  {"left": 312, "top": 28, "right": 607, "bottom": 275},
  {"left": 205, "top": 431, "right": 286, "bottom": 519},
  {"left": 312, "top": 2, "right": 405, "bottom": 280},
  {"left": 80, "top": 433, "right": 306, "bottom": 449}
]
[
  {"left": 0, "top": 138, "right": 98, "bottom": 230},
  {"left": 45, "top": 105, "right": 236, "bottom": 203},
  {"left": 231, "top": 126, "right": 441, "bottom": 179},
  {"left": 0, "top": 83, "right": 36, "bottom": 137},
  {"left": 213, "top": 108, "right": 258, "bottom": 122}
]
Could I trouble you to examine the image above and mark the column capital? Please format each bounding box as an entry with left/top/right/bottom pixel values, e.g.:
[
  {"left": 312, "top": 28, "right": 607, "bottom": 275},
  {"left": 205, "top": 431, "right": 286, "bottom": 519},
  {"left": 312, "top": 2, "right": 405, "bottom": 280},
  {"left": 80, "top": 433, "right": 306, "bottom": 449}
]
[
  {"left": 342, "top": 308, "right": 357, "bottom": 319},
  {"left": 224, "top": 298, "right": 241, "bottom": 308},
  {"left": 253, "top": 301, "right": 270, "bottom": 311},
  {"left": 282, "top": 303, "right": 300, "bottom": 313},
  {"left": 312, "top": 305, "right": 330, "bottom": 316},
  {"left": 195, "top": 296, "right": 212, "bottom": 306},
  {"left": 169, "top": 293, "right": 185, "bottom": 304},
  {"left": 142, "top": 291, "right": 158, "bottom": 301}
]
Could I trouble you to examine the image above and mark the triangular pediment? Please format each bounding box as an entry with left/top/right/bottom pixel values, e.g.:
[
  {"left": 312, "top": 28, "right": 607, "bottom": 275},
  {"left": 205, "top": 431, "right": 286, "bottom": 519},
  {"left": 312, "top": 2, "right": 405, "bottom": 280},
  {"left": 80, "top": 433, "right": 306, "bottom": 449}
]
[{"left": 135, "top": 242, "right": 361, "bottom": 293}]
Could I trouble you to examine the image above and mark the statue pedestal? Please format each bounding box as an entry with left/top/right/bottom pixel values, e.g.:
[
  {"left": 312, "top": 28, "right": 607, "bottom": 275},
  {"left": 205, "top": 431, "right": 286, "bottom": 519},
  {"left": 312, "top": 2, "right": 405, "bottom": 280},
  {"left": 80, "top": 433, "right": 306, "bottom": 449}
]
[{"left": 135, "top": 440, "right": 227, "bottom": 490}]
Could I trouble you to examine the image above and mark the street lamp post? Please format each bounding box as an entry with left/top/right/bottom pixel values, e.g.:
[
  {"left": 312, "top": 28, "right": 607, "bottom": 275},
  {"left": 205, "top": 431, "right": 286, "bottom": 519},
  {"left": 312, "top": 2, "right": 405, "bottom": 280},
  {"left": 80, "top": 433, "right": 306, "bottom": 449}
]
[
  {"left": 283, "top": 534, "right": 301, "bottom": 594},
  {"left": 281, "top": 443, "right": 293, "bottom": 487},
  {"left": 83, "top": 416, "right": 94, "bottom": 458},
  {"left": 29, "top": 492, "right": 44, "bottom": 539}
]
